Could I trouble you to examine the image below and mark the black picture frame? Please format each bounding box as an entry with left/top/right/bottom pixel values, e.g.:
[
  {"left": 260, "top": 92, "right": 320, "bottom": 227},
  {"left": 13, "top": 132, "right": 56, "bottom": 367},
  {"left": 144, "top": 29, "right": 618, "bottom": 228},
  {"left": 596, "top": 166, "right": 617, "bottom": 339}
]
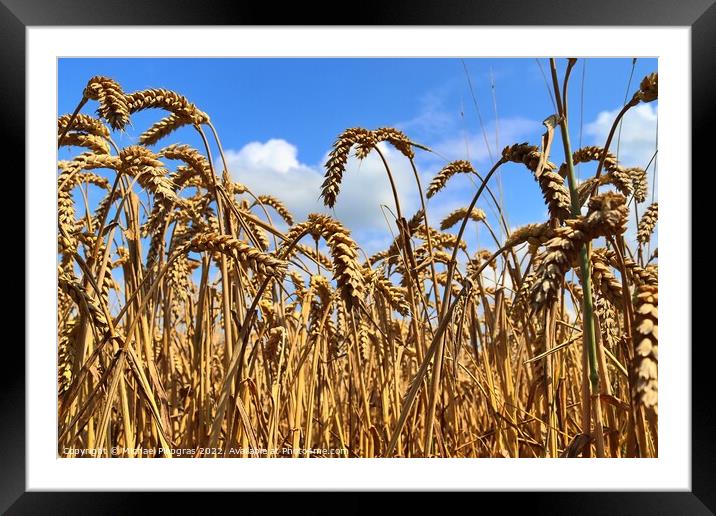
[{"left": 5, "top": 0, "right": 712, "bottom": 513}]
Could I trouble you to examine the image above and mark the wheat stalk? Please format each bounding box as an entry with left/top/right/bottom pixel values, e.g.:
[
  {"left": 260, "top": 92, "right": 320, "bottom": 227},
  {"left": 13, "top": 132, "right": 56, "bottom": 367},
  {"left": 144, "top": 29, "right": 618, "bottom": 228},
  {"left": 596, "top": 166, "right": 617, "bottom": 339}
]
[
  {"left": 637, "top": 202, "right": 658, "bottom": 245},
  {"left": 632, "top": 284, "right": 658, "bottom": 414},
  {"left": 58, "top": 113, "right": 110, "bottom": 139},
  {"left": 286, "top": 214, "right": 364, "bottom": 310},
  {"left": 426, "top": 160, "right": 475, "bottom": 199},
  {"left": 56, "top": 69, "right": 659, "bottom": 459},
  {"left": 127, "top": 88, "right": 210, "bottom": 124},
  {"left": 439, "top": 207, "right": 486, "bottom": 231},
  {"left": 254, "top": 195, "right": 294, "bottom": 225},
  {"left": 187, "top": 232, "right": 287, "bottom": 277},
  {"left": 118, "top": 146, "right": 183, "bottom": 205},
  {"left": 636, "top": 73, "right": 658, "bottom": 103},
  {"left": 502, "top": 143, "right": 571, "bottom": 220},
  {"left": 530, "top": 193, "right": 629, "bottom": 309},
  {"left": 504, "top": 222, "right": 554, "bottom": 255},
  {"left": 373, "top": 127, "right": 415, "bottom": 159},
  {"left": 139, "top": 113, "right": 191, "bottom": 145},
  {"left": 83, "top": 76, "right": 130, "bottom": 130},
  {"left": 59, "top": 132, "right": 110, "bottom": 154},
  {"left": 630, "top": 167, "right": 648, "bottom": 203}
]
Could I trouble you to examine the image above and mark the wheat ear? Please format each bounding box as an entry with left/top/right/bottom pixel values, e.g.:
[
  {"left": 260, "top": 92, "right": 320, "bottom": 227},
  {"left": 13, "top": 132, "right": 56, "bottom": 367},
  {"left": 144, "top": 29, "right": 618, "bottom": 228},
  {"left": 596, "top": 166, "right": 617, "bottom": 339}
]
[
  {"left": 426, "top": 160, "right": 475, "bottom": 199},
  {"left": 285, "top": 214, "right": 364, "bottom": 310},
  {"left": 502, "top": 143, "right": 571, "bottom": 220},
  {"left": 187, "top": 232, "right": 286, "bottom": 277},
  {"left": 530, "top": 192, "right": 629, "bottom": 309},
  {"left": 83, "top": 76, "right": 130, "bottom": 130},
  {"left": 633, "top": 283, "right": 658, "bottom": 414},
  {"left": 440, "top": 207, "right": 486, "bottom": 231},
  {"left": 637, "top": 202, "right": 658, "bottom": 245}
]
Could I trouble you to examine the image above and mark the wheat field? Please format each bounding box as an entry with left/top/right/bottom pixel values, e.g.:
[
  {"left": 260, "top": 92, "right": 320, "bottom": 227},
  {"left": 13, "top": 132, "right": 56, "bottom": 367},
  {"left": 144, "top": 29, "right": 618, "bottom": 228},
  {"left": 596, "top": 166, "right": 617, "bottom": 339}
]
[{"left": 57, "top": 60, "right": 658, "bottom": 458}]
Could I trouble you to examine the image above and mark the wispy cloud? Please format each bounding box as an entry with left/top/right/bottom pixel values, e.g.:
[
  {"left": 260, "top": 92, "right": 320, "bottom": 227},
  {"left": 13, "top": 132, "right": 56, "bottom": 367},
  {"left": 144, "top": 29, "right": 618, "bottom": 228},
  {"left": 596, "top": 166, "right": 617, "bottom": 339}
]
[
  {"left": 395, "top": 81, "right": 541, "bottom": 167},
  {"left": 396, "top": 88, "right": 458, "bottom": 139}
]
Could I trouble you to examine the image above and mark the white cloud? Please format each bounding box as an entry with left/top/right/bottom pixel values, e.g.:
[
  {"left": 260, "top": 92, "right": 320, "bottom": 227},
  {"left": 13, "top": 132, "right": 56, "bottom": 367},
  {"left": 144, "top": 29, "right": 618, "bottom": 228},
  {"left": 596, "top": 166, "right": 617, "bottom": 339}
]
[
  {"left": 223, "top": 140, "right": 322, "bottom": 226},
  {"left": 228, "top": 139, "right": 302, "bottom": 173},
  {"left": 585, "top": 103, "right": 658, "bottom": 168},
  {"left": 223, "top": 139, "right": 420, "bottom": 248}
]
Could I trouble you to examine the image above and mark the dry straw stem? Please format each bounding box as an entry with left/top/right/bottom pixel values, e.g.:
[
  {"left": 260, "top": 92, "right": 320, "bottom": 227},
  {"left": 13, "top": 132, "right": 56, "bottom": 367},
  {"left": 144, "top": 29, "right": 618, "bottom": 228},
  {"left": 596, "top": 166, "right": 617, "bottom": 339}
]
[
  {"left": 637, "top": 202, "right": 658, "bottom": 245},
  {"left": 426, "top": 160, "right": 475, "bottom": 199}
]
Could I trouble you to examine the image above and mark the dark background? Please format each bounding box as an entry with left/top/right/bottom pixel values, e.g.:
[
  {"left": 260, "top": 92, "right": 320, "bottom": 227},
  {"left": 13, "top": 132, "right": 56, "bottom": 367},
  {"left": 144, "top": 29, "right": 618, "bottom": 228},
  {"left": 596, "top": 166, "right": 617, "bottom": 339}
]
[{"left": 2, "top": 0, "right": 712, "bottom": 513}]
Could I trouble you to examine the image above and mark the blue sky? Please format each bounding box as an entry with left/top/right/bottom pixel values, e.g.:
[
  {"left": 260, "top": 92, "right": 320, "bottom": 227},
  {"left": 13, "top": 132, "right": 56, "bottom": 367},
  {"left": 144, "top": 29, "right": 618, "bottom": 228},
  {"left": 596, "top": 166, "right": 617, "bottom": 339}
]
[{"left": 59, "top": 58, "right": 658, "bottom": 256}]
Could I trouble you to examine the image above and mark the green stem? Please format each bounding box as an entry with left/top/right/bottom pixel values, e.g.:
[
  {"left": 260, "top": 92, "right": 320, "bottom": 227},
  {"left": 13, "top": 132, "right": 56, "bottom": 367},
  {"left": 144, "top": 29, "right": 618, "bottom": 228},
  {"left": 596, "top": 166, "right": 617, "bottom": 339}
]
[
  {"left": 548, "top": 61, "right": 599, "bottom": 392},
  {"left": 577, "top": 247, "right": 599, "bottom": 389}
]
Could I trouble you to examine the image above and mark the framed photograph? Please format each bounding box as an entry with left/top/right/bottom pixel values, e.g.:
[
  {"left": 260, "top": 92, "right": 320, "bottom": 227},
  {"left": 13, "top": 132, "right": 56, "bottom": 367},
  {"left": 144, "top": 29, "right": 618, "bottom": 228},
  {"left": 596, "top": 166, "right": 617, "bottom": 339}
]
[{"left": 7, "top": 0, "right": 712, "bottom": 512}]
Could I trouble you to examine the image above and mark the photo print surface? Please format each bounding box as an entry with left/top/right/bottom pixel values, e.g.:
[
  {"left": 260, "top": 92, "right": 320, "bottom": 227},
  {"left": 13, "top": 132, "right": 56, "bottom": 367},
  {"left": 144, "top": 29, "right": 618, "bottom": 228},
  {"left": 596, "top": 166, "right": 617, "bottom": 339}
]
[{"left": 57, "top": 57, "right": 658, "bottom": 458}]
